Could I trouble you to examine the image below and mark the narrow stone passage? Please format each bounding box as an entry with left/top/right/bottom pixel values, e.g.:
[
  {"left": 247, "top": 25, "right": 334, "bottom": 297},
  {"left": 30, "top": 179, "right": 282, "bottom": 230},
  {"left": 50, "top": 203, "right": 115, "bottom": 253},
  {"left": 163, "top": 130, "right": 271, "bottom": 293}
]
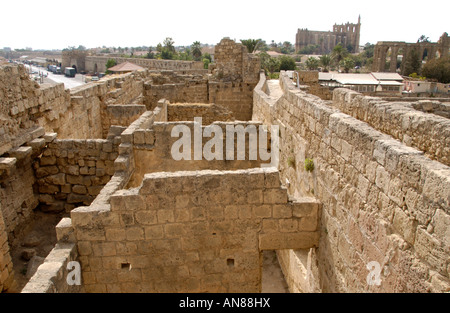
[{"left": 261, "top": 250, "right": 289, "bottom": 293}]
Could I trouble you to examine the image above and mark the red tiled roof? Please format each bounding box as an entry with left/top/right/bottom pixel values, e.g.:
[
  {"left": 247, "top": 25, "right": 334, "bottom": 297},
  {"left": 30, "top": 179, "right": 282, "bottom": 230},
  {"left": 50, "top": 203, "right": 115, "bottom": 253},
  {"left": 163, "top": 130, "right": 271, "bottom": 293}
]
[{"left": 108, "top": 61, "right": 145, "bottom": 72}]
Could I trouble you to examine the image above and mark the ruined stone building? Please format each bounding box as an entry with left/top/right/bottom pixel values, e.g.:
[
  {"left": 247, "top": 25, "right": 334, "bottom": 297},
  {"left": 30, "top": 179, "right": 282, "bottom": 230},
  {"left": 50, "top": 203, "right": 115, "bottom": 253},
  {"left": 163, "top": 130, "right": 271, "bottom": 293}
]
[
  {"left": 62, "top": 50, "right": 204, "bottom": 74},
  {"left": 372, "top": 32, "right": 449, "bottom": 74},
  {"left": 295, "top": 16, "right": 361, "bottom": 54},
  {"left": 0, "top": 37, "right": 449, "bottom": 293}
]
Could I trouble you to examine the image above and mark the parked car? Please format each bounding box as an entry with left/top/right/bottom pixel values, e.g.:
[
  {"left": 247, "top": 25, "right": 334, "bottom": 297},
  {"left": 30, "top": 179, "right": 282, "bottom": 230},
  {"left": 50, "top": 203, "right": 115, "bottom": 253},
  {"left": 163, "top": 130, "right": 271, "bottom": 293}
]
[
  {"left": 65, "top": 67, "right": 76, "bottom": 77},
  {"left": 48, "top": 65, "right": 57, "bottom": 73}
]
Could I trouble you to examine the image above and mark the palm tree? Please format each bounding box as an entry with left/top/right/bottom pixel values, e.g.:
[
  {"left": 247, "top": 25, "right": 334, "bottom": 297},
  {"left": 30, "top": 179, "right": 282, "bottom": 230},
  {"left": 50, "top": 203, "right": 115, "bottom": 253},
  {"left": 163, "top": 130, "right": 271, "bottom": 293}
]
[
  {"left": 319, "top": 54, "right": 331, "bottom": 72},
  {"left": 332, "top": 44, "right": 348, "bottom": 71},
  {"left": 305, "top": 57, "right": 319, "bottom": 70},
  {"left": 191, "top": 41, "right": 202, "bottom": 61},
  {"left": 240, "top": 39, "right": 261, "bottom": 53},
  {"left": 417, "top": 35, "right": 430, "bottom": 43},
  {"left": 163, "top": 37, "right": 175, "bottom": 53}
]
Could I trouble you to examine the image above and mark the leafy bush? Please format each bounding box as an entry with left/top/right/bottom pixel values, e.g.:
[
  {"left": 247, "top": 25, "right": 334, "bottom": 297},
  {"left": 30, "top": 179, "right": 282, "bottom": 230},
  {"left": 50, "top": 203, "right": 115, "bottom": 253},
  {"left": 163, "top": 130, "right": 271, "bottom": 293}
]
[
  {"left": 304, "top": 158, "right": 314, "bottom": 172},
  {"left": 105, "top": 59, "right": 117, "bottom": 74},
  {"left": 203, "top": 58, "right": 210, "bottom": 69},
  {"left": 421, "top": 56, "right": 450, "bottom": 84},
  {"left": 279, "top": 56, "right": 296, "bottom": 71}
]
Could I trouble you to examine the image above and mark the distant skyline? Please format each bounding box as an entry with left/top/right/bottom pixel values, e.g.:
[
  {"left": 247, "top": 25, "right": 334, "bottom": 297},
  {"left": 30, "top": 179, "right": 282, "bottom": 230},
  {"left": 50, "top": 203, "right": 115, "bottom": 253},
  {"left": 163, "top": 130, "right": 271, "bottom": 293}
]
[{"left": 1, "top": 0, "right": 448, "bottom": 50}]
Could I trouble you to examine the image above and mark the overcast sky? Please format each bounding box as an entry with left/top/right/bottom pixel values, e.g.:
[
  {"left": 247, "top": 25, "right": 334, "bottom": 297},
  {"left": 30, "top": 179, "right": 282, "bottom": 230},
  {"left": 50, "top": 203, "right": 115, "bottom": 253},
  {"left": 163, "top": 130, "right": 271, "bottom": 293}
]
[{"left": 1, "top": 0, "right": 448, "bottom": 50}]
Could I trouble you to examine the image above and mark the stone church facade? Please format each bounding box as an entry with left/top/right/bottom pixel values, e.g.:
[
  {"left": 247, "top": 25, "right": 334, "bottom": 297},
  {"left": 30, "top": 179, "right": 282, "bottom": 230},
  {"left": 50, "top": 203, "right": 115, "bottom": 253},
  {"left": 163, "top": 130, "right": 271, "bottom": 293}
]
[{"left": 295, "top": 16, "right": 361, "bottom": 54}]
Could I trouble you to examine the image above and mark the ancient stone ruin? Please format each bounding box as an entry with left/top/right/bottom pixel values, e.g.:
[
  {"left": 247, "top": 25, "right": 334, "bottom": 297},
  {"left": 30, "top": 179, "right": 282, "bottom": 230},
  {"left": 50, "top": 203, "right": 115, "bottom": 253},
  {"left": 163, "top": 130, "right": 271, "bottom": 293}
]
[
  {"left": 295, "top": 16, "right": 361, "bottom": 54},
  {"left": 372, "top": 32, "right": 449, "bottom": 74},
  {"left": 0, "top": 38, "right": 449, "bottom": 293}
]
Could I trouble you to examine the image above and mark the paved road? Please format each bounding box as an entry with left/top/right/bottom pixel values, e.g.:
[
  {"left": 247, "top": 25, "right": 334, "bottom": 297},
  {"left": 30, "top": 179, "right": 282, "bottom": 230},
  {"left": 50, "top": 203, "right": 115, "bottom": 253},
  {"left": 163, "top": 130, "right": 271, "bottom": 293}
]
[{"left": 25, "top": 64, "right": 86, "bottom": 89}]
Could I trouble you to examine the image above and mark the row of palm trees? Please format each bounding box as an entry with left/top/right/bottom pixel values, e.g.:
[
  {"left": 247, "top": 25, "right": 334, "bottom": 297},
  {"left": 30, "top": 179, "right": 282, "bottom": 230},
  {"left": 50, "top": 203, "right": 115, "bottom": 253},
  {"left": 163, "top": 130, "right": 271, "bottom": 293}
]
[{"left": 305, "top": 44, "right": 357, "bottom": 73}]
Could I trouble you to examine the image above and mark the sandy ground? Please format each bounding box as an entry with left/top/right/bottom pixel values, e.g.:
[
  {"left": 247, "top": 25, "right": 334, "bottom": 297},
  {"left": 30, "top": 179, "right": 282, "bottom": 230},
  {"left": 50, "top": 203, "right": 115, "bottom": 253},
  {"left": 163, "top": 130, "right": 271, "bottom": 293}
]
[
  {"left": 261, "top": 250, "right": 289, "bottom": 293},
  {"left": 9, "top": 211, "right": 64, "bottom": 292}
]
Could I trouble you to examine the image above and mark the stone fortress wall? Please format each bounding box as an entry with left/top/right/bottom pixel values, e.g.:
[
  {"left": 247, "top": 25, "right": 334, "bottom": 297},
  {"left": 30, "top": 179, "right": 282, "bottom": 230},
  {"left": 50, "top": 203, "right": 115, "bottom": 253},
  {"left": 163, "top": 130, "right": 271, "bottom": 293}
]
[
  {"left": 84, "top": 56, "right": 204, "bottom": 74},
  {"left": 61, "top": 49, "right": 205, "bottom": 74},
  {"left": 0, "top": 204, "right": 14, "bottom": 292},
  {"left": 167, "top": 103, "right": 235, "bottom": 125},
  {"left": 253, "top": 72, "right": 449, "bottom": 292},
  {"left": 21, "top": 96, "right": 320, "bottom": 292},
  {"left": 331, "top": 90, "right": 450, "bottom": 166},
  {"left": 0, "top": 38, "right": 265, "bottom": 292},
  {"left": 1, "top": 36, "right": 449, "bottom": 293}
]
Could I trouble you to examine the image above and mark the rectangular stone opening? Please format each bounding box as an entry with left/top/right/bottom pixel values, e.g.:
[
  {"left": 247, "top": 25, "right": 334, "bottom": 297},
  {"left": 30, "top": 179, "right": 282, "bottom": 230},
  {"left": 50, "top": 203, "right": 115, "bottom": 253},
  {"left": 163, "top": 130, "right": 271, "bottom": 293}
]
[{"left": 121, "top": 263, "right": 131, "bottom": 270}]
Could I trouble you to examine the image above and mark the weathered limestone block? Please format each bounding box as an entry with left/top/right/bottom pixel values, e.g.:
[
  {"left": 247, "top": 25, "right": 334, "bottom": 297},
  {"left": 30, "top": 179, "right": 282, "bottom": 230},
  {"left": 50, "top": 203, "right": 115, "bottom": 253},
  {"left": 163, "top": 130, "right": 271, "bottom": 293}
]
[
  {"left": 56, "top": 218, "right": 76, "bottom": 242},
  {"left": 28, "top": 138, "right": 46, "bottom": 150},
  {"left": 0, "top": 157, "right": 16, "bottom": 170},
  {"left": 43, "top": 133, "right": 57, "bottom": 143},
  {"left": 72, "top": 185, "right": 88, "bottom": 195},
  {"left": 38, "top": 184, "right": 60, "bottom": 194},
  {"left": 66, "top": 165, "right": 80, "bottom": 176},
  {"left": 40, "top": 156, "right": 57, "bottom": 166},
  {"left": 114, "top": 155, "right": 131, "bottom": 172},
  {"left": 392, "top": 207, "right": 418, "bottom": 245},
  {"left": 21, "top": 243, "right": 81, "bottom": 293},
  {"left": 259, "top": 232, "right": 320, "bottom": 250},
  {"left": 263, "top": 187, "right": 288, "bottom": 204},
  {"left": 45, "top": 173, "right": 66, "bottom": 185},
  {"left": 133, "top": 130, "right": 146, "bottom": 145},
  {"left": 9, "top": 146, "right": 32, "bottom": 160}
]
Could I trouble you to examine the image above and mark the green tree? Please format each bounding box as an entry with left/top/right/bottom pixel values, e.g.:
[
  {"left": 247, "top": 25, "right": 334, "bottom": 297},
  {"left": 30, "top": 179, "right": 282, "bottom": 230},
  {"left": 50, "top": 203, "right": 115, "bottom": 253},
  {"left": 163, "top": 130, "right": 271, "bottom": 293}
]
[
  {"left": 157, "top": 37, "right": 176, "bottom": 60},
  {"left": 346, "top": 44, "right": 354, "bottom": 53},
  {"left": 363, "top": 43, "right": 375, "bottom": 59},
  {"left": 257, "top": 40, "right": 269, "bottom": 52},
  {"left": 202, "top": 53, "right": 212, "bottom": 63},
  {"left": 279, "top": 55, "right": 297, "bottom": 71},
  {"left": 421, "top": 56, "right": 450, "bottom": 83},
  {"left": 163, "top": 37, "right": 175, "bottom": 53},
  {"left": 340, "top": 57, "right": 355, "bottom": 73},
  {"left": 305, "top": 57, "right": 319, "bottom": 70},
  {"left": 402, "top": 48, "right": 422, "bottom": 76},
  {"left": 298, "top": 44, "right": 319, "bottom": 55},
  {"left": 350, "top": 54, "right": 363, "bottom": 67},
  {"left": 191, "top": 41, "right": 202, "bottom": 61},
  {"left": 177, "top": 49, "right": 193, "bottom": 61},
  {"left": 319, "top": 54, "right": 332, "bottom": 72},
  {"left": 280, "top": 41, "right": 294, "bottom": 54},
  {"left": 161, "top": 49, "right": 173, "bottom": 60},
  {"left": 259, "top": 52, "right": 281, "bottom": 75},
  {"left": 332, "top": 43, "right": 348, "bottom": 70},
  {"left": 240, "top": 39, "right": 261, "bottom": 53},
  {"left": 105, "top": 59, "right": 117, "bottom": 74},
  {"left": 203, "top": 58, "right": 211, "bottom": 69},
  {"left": 417, "top": 35, "right": 430, "bottom": 43},
  {"left": 146, "top": 47, "right": 155, "bottom": 59}
]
